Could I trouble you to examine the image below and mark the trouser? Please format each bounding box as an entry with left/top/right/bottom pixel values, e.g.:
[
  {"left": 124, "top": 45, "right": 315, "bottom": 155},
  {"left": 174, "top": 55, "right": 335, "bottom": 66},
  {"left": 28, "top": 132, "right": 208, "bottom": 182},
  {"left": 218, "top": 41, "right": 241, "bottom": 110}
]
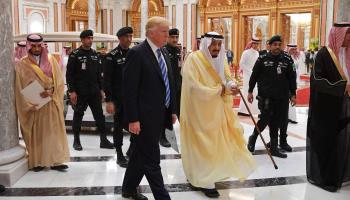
[
  {"left": 113, "top": 102, "right": 133, "bottom": 148},
  {"left": 280, "top": 99, "right": 290, "bottom": 143},
  {"left": 122, "top": 109, "right": 171, "bottom": 200},
  {"left": 72, "top": 94, "right": 107, "bottom": 138},
  {"left": 252, "top": 96, "right": 289, "bottom": 148}
]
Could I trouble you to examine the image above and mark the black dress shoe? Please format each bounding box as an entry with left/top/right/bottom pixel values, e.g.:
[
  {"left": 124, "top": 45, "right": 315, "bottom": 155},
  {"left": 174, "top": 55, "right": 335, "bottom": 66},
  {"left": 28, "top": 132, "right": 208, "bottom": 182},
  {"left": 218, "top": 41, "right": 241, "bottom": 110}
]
[
  {"left": 159, "top": 137, "right": 171, "bottom": 148},
  {"left": 100, "top": 139, "right": 114, "bottom": 149},
  {"left": 73, "top": 140, "right": 83, "bottom": 151},
  {"left": 0, "top": 185, "right": 5, "bottom": 193},
  {"left": 270, "top": 149, "right": 288, "bottom": 158},
  {"left": 247, "top": 135, "right": 258, "bottom": 153},
  {"left": 122, "top": 191, "right": 148, "bottom": 200},
  {"left": 200, "top": 188, "right": 220, "bottom": 198},
  {"left": 288, "top": 119, "right": 298, "bottom": 124},
  {"left": 32, "top": 166, "right": 45, "bottom": 172},
  {"left": 116, "top": 150, "right": 129, "bottom": 168},
  {"left": 238, "top": 112, "right": 250, "bottom": 117},
  {"left": 280, "top": 142, "right": 293, "bottom": 152},
  {"left": 51, "top": 164, "right": 68, "bottom": 171}
]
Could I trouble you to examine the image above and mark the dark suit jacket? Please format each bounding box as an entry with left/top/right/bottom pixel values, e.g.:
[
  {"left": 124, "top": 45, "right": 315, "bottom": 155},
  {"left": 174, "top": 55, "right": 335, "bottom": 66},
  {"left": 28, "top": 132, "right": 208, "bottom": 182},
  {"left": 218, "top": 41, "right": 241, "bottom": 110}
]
[{"left": 122, "top": 40, "right": 177, "bottom": 140}]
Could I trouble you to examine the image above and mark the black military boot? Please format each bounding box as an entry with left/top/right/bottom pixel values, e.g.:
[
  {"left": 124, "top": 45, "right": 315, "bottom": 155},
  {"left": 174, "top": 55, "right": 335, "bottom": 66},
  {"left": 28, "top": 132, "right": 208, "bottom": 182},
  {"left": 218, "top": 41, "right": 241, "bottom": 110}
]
[
  {"left": 100, "top": 134, "right": 114, "bottom": 149},
  {"left": 280, "top": 137, "right": 292, "bottom": 152},
  {"left": 73, "top": 132, "right": 83, "bottom": 151},
  {"left": 270, "top": 139, "right": 287, "bottom": 158},
  {"left": 159, "top": 134, "right": 171, "bottom": 148},
  {"left": 116, "top": 147, "right": 128, "bottom": 168},
  {"left": 0, "top": 184, "right": 5, "bottom": 193},
  {"left": 247, "top": 133, "right": 258, "bottom": 153}
]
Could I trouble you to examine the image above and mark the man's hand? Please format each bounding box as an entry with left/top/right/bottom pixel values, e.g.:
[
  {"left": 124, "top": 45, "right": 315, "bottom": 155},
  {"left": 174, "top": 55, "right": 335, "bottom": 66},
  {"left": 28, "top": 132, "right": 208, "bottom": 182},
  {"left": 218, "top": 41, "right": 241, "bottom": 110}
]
[
  {"left": 346, "top": 84, "right": 350, "bottom": 92},
  {"left": 290, "top": 95, "right": 296, "bottom": 106},
  {"left": 40, "top": 88, "right": 53, "bottom": 98},
  {"left": 100, "top": 90, "right": 105, "bottom": 101},
  {"left": 28, "top": 103, "right": 38, "bottom": 112},
  {"left": 247, "top": 93, "right": 254, "bottom": 103},
  {"left": 221, "top": 84, "right": 225, "bottom": 96},
  {"left": 70, "top": 91, "right": 78, "bottom": 105},
  {"left": 172, "top": 114, "right": 177, "bottom": 124},
  {"left": 129, "top": 121, "right": 141, "bottom": 135},
  {"left": 230, "top": 85, "right": 239, "bottom": 96},
  {"left": 106, "top": 102, "right": 115, "bottom": 114}
]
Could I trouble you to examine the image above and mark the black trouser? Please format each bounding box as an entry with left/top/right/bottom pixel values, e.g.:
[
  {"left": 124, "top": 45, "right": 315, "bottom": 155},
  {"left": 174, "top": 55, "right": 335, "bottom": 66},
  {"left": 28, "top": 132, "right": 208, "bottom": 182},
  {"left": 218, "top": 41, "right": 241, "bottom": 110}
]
[
  {"left": 279, "top": 100, "right": 290, "bottom": 142},
  {"left": 113, "top": 102, "right": 133, "bottom": 148},
  {"left": 122, "top": 109, "right": 171, "bottom": 200},
  {"left": 72, "top": 93, "right": 106, "bottom": 137},
  {"left": 252, "top": 97, "right": 289, "bottom": 148},
  {"left": 176, "top": 89, "right": 181, "bottom": 119}
]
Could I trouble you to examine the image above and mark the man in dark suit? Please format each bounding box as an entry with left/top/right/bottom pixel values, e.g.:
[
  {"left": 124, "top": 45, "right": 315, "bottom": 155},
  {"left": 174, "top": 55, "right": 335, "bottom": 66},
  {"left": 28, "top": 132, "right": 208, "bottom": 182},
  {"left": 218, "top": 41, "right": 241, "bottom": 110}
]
[{"left": 121, "top": 16, "right": 177, "bottom": 200}]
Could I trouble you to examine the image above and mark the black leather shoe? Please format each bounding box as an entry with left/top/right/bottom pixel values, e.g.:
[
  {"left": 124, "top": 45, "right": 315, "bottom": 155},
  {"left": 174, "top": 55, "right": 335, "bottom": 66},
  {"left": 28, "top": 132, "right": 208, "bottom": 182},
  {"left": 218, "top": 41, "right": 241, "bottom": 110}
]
[
  {"left": 159, "top": 137, "right": 171, "bottom": 148},
  {"left": 288, "top": 119, "right": 298, "bottom": 124},
  {"left": 280, "top": 142, "right": 292, "bottom": 152},
  {"left": 247, "top": 135, "right": 258, "bottom": 153},
  {"left": 116, "top": 149, "right": 129, "bottom": 168},
  {"left": 73, "top": 139, "right": 83, "bottom": 151},
  {"left": 270, "top": 149, "right": 288, "bottom": 158},
  {"left": 122, "top": 191, "right": 148, "bottom": 200},
  {"left": 51, "top": 164, "right": 68, "bottom": 171},
  {"left": 0, "top": 185, "right": 5, "bottom": 193},
  {"left": 32, "top": 166, "right": 45, "bottom": 172},
  {"left": 200, "top": 188, "right": 220, "bottom": 198},
  {"left": 100, "top": 139, "right": 114, "bottom": 149}
]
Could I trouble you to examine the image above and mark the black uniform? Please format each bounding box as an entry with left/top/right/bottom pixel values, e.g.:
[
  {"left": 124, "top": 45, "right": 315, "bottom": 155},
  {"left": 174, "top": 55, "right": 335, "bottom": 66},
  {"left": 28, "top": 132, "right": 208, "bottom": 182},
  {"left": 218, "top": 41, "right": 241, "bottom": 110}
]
[
  {"left": 103, "top": 45, "right": 130, "bottom": 148},
  {"left": 164, "top": 44, "right": 182, "bottom": 118},
  {"left": 66, "top": 46, "right": 113, "bottom": 149},
  {"left": 247, "top": 51, "right": 296, "bottom": 157}
]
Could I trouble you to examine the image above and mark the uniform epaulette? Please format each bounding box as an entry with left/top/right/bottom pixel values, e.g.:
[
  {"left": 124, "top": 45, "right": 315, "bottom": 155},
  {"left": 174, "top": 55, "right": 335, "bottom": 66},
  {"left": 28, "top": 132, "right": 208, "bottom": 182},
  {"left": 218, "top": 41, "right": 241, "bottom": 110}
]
[
  {"left": 110, "top": 48, "right": 119, "bottom": 56},
  {"left": 283, "top": 53, "right": 293, "bottom": 61},
  {"left": 259, "top": 54, "right": 267, "bottom": 59},
  {"left": 72, "top": 49, "right": 79, "bottom": 54}
]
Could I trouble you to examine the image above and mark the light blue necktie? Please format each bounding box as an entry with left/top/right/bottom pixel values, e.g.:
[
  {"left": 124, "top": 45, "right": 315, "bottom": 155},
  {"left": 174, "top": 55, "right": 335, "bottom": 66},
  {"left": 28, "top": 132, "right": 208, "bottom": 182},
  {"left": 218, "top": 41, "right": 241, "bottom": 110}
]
[{"left": 156, "top": 49, "right": 171, "bottom": 108}]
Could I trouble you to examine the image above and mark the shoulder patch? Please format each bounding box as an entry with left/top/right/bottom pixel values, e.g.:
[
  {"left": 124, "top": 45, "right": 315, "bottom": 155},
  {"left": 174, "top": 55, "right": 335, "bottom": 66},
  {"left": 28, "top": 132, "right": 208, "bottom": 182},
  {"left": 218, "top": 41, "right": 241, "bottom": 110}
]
[
  {"left": 72, "top": 49, "right": 79, "bottom": 54},
  {"left": 110, "top": 49, "right": 119, "bottom": 56}
]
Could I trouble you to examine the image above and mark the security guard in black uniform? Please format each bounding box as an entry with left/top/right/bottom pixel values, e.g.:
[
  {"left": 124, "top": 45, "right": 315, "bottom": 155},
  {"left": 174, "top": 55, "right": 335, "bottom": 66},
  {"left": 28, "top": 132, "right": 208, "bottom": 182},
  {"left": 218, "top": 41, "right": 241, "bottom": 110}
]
[
  {"left": 159, "top": 28, "right": 182, "bottom": 148},
  {"left": 103, "top": 27, "right": 134, "bottom": 168},
  {"left": 246, "top": 35, "right": 297, "bottom": 158},
  {"left": 66, "top": 29, "right": 114, "bottom": 151}
]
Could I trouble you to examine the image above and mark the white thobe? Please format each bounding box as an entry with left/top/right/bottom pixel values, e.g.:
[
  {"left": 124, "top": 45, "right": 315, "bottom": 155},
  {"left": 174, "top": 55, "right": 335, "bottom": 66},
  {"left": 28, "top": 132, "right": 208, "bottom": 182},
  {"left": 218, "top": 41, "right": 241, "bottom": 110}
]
[{"left": 238, "top": 48, "right": 260, "bottom": 115}]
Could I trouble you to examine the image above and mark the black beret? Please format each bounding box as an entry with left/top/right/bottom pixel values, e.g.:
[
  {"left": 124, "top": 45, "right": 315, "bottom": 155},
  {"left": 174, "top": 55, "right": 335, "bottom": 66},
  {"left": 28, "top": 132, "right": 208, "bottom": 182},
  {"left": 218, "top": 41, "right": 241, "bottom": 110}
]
[
  {"left": 269, "top": 35, "right": 282, "bottom": 45},
  {"left": 117, "top": 27, "right": 133, "bottom": 37},
  {"left": 80, "top": 29, "right": 93, "bottom": 38},
  {"left": 169, "top": 28, "right": 179, "bottom": 36}
]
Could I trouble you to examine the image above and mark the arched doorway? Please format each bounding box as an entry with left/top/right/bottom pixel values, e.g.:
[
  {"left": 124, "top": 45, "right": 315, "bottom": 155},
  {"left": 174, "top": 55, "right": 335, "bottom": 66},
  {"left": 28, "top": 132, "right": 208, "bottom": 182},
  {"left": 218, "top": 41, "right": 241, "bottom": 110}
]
[
  {"left": 129, "top": 0, "right": 165, "bottom": 38},
  {"left": 66, "top": 0, "right": 99, "bottom": 32}
]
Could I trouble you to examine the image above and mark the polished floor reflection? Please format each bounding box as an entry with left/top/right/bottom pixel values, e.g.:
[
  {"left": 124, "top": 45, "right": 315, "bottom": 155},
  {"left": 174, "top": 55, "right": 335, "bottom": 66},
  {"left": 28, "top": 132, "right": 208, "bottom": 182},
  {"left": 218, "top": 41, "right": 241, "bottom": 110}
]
[{"left": 1, "top": 107, "right": 349, "bottom": 199}]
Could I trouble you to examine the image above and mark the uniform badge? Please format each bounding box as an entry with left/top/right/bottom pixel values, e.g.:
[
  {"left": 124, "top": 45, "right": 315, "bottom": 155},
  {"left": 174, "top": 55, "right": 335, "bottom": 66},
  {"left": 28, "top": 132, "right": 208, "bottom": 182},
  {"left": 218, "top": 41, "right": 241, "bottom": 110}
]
[{"left": 277, "top": 67, "right": 282, "bottom": 74}]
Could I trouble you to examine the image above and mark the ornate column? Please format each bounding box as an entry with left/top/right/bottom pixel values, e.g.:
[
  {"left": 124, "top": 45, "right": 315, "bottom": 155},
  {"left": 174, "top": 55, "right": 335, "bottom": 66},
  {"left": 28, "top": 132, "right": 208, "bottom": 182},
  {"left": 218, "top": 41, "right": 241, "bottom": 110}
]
[
  {"left": 187, "top": 0, "right": 192, "bottom": 50},
  {"left": 140, "top": 0, "right": 148, "bottom": 39},
  {"left": 337, "top": 0, "right": 350, "bottom": 21},
  {"left": 88, "top": 0, "right": 96, "bottom": 31},
  {"left": 0, "top": 0, "right": 27, "bottom": 187},
  {"left": 176, "top": 0, "right": 184, "bottom": 45},
  {"left": 232, "top": 11, "right": 239, "bottom": 66}
]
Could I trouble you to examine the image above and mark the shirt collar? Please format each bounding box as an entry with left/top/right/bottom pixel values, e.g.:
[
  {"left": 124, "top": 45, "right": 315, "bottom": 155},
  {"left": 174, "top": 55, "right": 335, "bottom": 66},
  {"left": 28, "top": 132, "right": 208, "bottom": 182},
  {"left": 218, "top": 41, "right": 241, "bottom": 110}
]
[{"left": 147, "top": 37, "right": 160, "bottom": 54}]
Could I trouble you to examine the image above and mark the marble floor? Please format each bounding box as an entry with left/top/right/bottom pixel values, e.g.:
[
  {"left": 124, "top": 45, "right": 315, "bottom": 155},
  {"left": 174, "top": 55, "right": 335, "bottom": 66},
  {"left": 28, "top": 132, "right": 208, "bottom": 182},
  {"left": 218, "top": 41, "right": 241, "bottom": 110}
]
[{"left": 1, "top": 107, "right": 350, "bottom": 200}]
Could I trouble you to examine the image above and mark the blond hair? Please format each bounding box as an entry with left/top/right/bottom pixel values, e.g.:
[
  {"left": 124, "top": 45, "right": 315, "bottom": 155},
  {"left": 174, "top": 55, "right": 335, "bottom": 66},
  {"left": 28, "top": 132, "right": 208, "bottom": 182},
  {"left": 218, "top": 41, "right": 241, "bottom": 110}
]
[{"left": 145, "top": 16, "right": 170, "bottom": 33}]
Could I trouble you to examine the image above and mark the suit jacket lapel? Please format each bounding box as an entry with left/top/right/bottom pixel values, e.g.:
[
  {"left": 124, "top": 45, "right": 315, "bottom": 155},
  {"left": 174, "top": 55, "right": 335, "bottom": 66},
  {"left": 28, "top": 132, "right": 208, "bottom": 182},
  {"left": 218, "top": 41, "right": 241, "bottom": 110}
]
[{"left": 144, "top": 40, "right": 163, "bottom": 81}]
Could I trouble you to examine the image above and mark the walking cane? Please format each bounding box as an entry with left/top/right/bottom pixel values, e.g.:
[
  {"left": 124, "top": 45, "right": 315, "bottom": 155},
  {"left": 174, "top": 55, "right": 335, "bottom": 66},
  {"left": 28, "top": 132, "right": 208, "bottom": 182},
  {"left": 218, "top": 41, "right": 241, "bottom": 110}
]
[{"left": 238, "top": 89, "right": 279, "bottom": 170}]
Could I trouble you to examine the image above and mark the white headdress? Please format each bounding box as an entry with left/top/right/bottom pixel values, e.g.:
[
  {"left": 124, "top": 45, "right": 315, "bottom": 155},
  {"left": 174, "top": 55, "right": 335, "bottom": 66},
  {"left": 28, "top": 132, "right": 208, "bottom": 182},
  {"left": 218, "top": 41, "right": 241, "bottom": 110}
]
[{"left": 199, "top": 32, "right": 226, "bottom": 83}]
